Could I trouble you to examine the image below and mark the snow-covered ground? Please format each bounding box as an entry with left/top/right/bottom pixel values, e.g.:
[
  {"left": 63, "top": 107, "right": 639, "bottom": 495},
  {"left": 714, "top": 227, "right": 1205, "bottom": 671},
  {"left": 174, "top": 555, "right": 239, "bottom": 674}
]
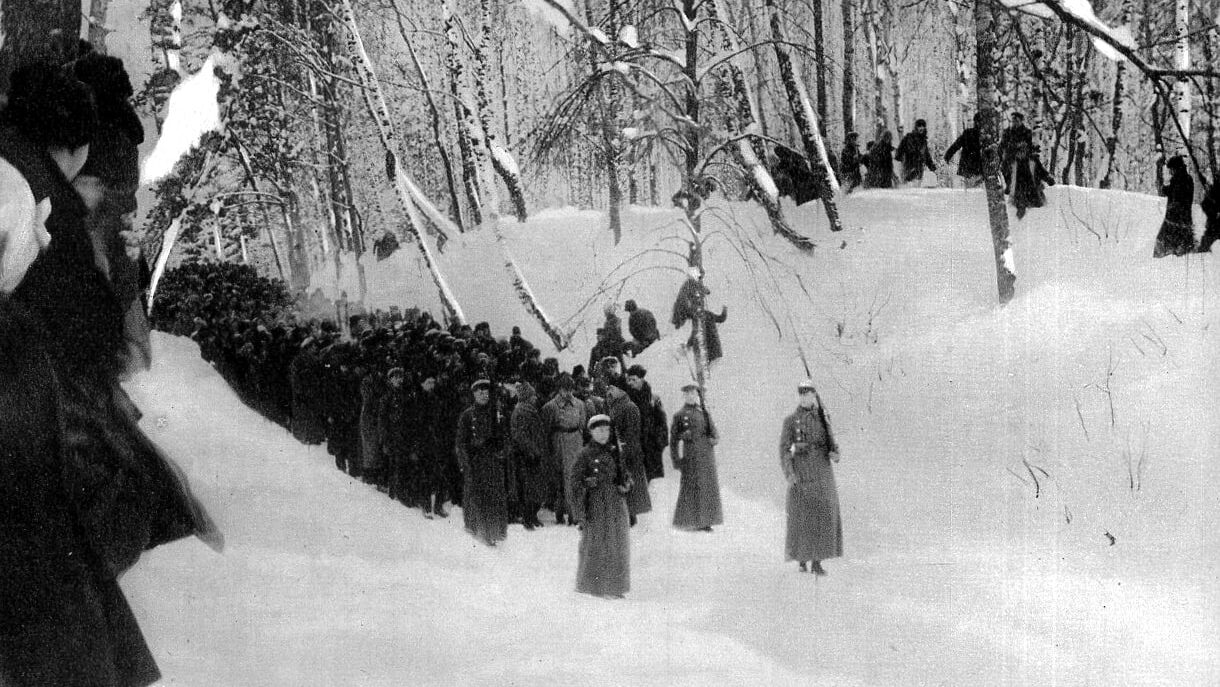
[{"left": 122, "top": 186, "right": 1219, "bottom": 685}]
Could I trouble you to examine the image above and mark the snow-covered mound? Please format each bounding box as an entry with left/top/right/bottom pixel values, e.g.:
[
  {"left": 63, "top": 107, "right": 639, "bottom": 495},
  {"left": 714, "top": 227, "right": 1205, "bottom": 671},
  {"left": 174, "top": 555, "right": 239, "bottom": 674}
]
[{"left": 123, "top": 186, "right": 1218, "bottom": 685}]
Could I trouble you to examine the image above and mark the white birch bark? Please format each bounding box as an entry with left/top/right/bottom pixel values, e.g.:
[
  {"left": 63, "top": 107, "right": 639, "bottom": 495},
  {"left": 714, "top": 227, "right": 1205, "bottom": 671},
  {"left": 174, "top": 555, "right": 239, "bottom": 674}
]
[
  {"left": 337, "top": 0, "right": 465, "bottom": 323},
  {"left": 1173, "top": 0, "right": 1191, "bottom": 152},
  {"left": 474, "top": 0, "right": 528, "bottom": 222},
  {"left": 863, "top": 0, "right": 887, "bottom": 136}
]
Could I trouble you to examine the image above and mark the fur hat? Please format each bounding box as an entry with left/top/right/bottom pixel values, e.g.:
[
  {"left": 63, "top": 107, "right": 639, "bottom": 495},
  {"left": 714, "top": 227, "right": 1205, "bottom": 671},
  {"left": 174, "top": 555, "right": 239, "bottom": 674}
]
[
  {"left": 625, "top": 364, "right": 647, "bottom": 379},
  {"left": 624, "top": 299, "right": 638, "bottom": 312}
]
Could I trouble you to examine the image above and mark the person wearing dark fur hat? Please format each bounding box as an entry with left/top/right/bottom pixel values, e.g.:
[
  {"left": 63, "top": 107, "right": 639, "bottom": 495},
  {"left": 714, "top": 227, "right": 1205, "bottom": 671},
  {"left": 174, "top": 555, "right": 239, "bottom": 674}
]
[
  {"left": 779, "top": 380, "right": 842, "bottom": 575},
  {"left": 571, "top": 414, "right": 632, "bottom": 598},
  {"left": 624, "top": 299, "right": 660, "bottom": 355},
  {"left": 669, "top": 383, "right": 723, "bottom": 532},
  {"left": 2, "top": 62, "right": 219, "bottom": 687},
  {"left": 455, "top": 379, "right": 509, "bottom": 545},
  {"left": 625, "top": 365, "right": 668, "bottom": 481},
  {"left": 1154, "top": 155, "right": 1196, "bottom": 257},
  {"left": 895, "top": 118, "right": 937, "bottom": 185}
]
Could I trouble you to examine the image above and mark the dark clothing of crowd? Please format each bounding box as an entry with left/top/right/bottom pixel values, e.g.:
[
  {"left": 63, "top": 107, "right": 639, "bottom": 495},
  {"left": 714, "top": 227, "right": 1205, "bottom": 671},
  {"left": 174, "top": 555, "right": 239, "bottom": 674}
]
[{"left": 1154, "top": 157, "right": 1196, "bottom": 258}]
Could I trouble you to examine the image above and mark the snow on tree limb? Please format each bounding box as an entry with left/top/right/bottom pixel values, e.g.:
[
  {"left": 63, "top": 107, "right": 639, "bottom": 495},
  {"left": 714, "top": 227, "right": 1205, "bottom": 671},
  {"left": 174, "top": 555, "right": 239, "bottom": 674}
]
[
  {"left": 140, "top": 56, "right": 222, "bottom": 185},
  {"left": 336, "top": 0, "right": 465, "bottom": 323}
]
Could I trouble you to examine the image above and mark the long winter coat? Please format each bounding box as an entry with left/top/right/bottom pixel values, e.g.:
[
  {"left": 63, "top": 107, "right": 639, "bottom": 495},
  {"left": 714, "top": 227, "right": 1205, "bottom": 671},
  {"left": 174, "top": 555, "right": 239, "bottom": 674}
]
[
  {"left": 1155, "top": 165, "right": 1196, "bottom": 257},
  {"left": 944, "top": 127, "right": 983, "bottom": 179},
  {"left": 359, "top": 374, "right": 387, "bottom": 473},
  {"left": 895, "top": 131, "right": 937, "bottom": 183},
  {"left": 570, "top": 439, "right": 631, "bottom": 597},
  {"left": 455, "top": 401, "right": 509, "bottom": 545},
  {"left": 669, "top": 403, "right": 724, "bottom": 530},
  {"left": 1200, "top": 181, "right": 1220, "bottom": 253},
  {"left": 541, "top": 392, "right": 589, "bottom": 517},
  {"left": 289, "top": 345, "right": 326, "bottom": 445},
  {"left": 510, "top": 391, "right": 548, "bottom": 506},
  {"left": 0, "top": 299, "right": 160, "bottom": 687},
  {"left": 839, "top": 142, "right": 863, "bottom": 191},
  {"left": 626, "top": 381, "right": 668, "bottom": 481},
  {"left": 1009, "top": 144, "right": 1054, "bottom": 215},
  {"left": 605, "top": 386, "right": 651, "bottom": 517},
  {"left": 865, "top": 140, "right": 896, "bottom": 188},
  {"left": 779, "top": 405, "right": 842, "bottom": 562},
  {"left": 671, "top": 278, "right": 728, "bottom": 363}
]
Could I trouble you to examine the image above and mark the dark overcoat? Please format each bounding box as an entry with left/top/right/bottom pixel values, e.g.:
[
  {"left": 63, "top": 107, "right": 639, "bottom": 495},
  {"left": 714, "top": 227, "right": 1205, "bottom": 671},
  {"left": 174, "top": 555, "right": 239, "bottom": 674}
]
[
  {"left": 570, "top": 440, "right": 631, "bottom": 597},
  {"left": 669, "top": 403, "right": 724, "bottom": 530},
  {"left": 509, "top": 393, "right": 548, "bottom": 505},
  {"left": 605, "top": 386, "right": 651, "bottom": 517},
  {"left": 1155, "top": 166, "right": 1196, "bottom": 257},
  {"left": 455, "top": 402, "right": 508, "bottom": 545},
  {"left": 944, "top": 128, "right": 983, "bottom": 179},
  {"left": 779, "top": 405, "right": 843, "bottom": 562}
]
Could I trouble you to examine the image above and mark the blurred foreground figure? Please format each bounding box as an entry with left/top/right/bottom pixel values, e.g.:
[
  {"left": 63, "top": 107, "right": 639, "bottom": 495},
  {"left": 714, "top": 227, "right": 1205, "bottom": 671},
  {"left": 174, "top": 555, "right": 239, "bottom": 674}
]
[{"left": 1, "top": 63, "right": 220, "bottom": 687}]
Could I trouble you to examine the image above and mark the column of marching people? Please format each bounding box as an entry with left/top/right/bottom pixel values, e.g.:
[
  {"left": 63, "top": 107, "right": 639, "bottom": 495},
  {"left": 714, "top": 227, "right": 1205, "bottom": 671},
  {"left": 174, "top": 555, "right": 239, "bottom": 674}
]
[{"left": 155, "top": 262, "right": 847, "bottom": 600}]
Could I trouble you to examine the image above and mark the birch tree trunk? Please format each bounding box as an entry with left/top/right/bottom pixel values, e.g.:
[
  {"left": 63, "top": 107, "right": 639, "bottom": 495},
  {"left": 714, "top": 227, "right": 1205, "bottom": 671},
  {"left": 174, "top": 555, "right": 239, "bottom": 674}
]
[
  {"left": 880, "top": 0, "right": 902, "bottom": 136},
  {"left": 87, "top": 0, "right": 110, "bottom": 50},
  {"left": 1173, "top": 0, "right": 1191, "bottom": 154},
  {"left": 946, "top": 0, "right": 973, "bottom": 136},
  {"left": 766, "top": 0, "right": 844, "bottom": 232},
  {"left": 812, "top": 0, "right": 828, "bottom": 134},
  {"left": 473, "top": 0, "right": 528, "bottom": 222},
  {"left": 337, "top": 0, "right": 465, "bottom": 323},
  {"left": 863, "top": 0, "right": 887, "bottom": 137},
  {"left": 976, "top": 0, "right": 1015, "bottom": 306},
  {"left": 841, "top": 0, "right": 857, "bottom": 138},
  {"left": 585, "top": 0, "right": 623, "bottom": 243},
  {"left": 1099, "top": 2, "right": 1130, "bottom": 189},
  {"left": 444, "top": 3, "right": 484, "bottom": 225},
  {"left": 1202, "top": 9, "right": 1219, "bottom": 180}
]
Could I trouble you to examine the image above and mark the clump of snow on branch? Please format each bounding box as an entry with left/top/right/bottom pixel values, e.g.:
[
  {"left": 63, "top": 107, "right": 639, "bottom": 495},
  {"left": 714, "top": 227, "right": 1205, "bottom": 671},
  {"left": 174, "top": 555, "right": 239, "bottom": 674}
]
[
  {"left": 141, "top": 56, "right": 221, "bottom": 185},
  {"left": 619, "top": 25, "right": 639, "bottom": 49},
  {"left": 752, "top": 165, "right": 780, "bottom": 203},
  {"left": 622, "top": 127, "right": 642, "bottom": 140},
  {"left": 489, "top": 144, "right": 521, "bottom": 177}
]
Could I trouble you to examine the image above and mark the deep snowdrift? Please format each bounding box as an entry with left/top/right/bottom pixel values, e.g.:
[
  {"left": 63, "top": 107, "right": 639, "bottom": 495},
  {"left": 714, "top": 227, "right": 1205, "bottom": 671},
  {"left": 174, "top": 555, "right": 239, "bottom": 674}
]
[{"left": 122, "top": 186, "right": 1218, "bottom": 685}]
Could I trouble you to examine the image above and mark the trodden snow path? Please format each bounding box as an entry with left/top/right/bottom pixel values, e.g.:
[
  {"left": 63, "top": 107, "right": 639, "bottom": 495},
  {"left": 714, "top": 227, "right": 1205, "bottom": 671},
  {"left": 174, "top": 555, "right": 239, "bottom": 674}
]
[{"left": 122, "top": 186, "right": 1217, "bottom": 686}]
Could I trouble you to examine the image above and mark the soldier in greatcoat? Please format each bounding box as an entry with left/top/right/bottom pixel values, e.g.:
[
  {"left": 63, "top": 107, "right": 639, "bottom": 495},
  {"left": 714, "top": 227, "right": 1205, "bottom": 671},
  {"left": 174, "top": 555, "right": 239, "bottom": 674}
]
[
  {"left": 625, "top": 365, "right": 668, "bottom": 481},
  {"left": 540, "top": 373, "right": 588, "bottom": 525},
  {"left": 411, "top": 373, "right": 448, "bottom": 518},
  {"left": 455, "top": 379, "right": 509, "bottom": 546},
  {"left": 510, "top": 382, "right": 547, "bottom": 529},
  {"left": 602, "top": 374, "right": 651, "bottom": 524},
  {"left": 669, "top": 383, "right": 724, "bottom": 531},
  {"left": 571, "top": 414, "right": 632, "bottom": 599},
  {"left": 358, "top": 368, "right": 388, "bottom": 487},
  {"left": 778, "top": 380, "right": 843, "bottom": 575},
  {"left": 378, "top": 367, "right": 413, "bottom": 506}
]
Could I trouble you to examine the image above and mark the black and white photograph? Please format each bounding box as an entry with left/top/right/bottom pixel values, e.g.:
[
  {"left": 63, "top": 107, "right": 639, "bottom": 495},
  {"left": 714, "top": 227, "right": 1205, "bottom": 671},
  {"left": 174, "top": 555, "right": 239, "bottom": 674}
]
[{"left": 1, "top": 0, "right": 1217, "bottom": 684}]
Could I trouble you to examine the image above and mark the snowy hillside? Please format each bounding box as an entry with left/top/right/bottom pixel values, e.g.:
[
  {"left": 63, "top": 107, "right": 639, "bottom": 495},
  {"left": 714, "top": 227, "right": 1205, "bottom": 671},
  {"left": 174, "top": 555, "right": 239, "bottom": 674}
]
[{"left": 121, "top": 186, "right": 1218, "bottom": 686}]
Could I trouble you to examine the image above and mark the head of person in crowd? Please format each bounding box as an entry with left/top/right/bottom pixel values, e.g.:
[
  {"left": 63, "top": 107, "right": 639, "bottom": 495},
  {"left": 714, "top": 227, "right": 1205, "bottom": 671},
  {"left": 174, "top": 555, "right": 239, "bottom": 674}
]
[
  {"left": 604, "top": 302, "right": 617, "bottom": 317},
  {"left": 518, "top": 381, "right": 536, "bottom": 405},
  {"left": 624, "top": 299, "right": 638, "bottom": 313},
  {"left": 594, "top": 327, "right": 607, "bottom": 343},
  {"left": 471, "top": 378, "right": 491, "bottom": 405},
  {"left": 387, "top": 367, "right": 405, "bottom": 389},
  {"left": 914, "top": 118, "right": 927, "bottom": 134},
  {"left": 1166, "top": 155, "right": 1188, "bottom": 177},
  {"left": 1010, "top": 112, "right": 1025, "bottom": 127},
  {"left": 2, "top": 62, "right": 97, "bottom": 181},
  {"left": 846, "top": 131, "right": 859, "bottom": 146},
  {"left": 973, "top": 112, "right": 982, "bottom": 128},
  {"left": 419, "top": 373, "right": 436, "bottom": 393},
  {"left": 600, "top": 356, "right": 621, "bottom": 380},
  {"left": 878, "top": 129, "right": 893, "bottom": 147},
  {"left": 797, "top": 379, "right": 819, "bottom": 409},
  {"left": 588, "top": 414, "right": 612, "bottom": 445},
  {"left": 625, "top": 365, "right": 647, "bottom": 391},
  {"left": 556, "top": 372, "right": 575, "bottom": 398},
  {"left": 681, "top": 382, "right": 702, "bottom": 406},
  {"left": 474, "top": 321, "right": 492, "bottom": 339}
]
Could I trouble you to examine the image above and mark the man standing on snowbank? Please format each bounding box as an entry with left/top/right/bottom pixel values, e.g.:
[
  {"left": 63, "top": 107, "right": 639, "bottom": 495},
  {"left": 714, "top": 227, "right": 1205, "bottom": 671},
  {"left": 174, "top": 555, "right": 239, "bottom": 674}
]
[{"left": 779, "top": 380, "right": 842, "bottom": 575}]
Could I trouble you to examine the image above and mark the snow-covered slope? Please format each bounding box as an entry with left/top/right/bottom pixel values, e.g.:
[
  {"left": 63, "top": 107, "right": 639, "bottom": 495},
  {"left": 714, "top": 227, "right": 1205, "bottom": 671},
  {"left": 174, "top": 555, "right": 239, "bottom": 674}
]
[{"left": 122, "top": 186, "right": 1218, "bottom": 685}]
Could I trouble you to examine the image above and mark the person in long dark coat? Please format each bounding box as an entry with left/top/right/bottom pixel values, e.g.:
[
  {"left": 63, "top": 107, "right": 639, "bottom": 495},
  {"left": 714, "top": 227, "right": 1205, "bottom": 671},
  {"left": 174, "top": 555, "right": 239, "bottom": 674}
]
[
  {"left": 604, "top": 379, "right": 651, "bottom": 524},
  {"left": 625, "top": 364, "right": 668, "bottom": 481},
  {"left": 669, "top": 383, "right": 724, "bottom": 531},
  {"left": 1, "top": 63, "right": 219, "bottom": 687},
  {"left": 1200, "top": 179, "right": 1220, "bottom": 253},
  {"left": 412, "top": 373, "right": 448, "bottom": 518},
  {"left": 289, "top": 339, "right": 327, "bottom": 445},
  {"left": 455, "top": 379, "right": 509, "bottom": 546},
  {"left": 358, "top": 369, "right": 388, "bottom": 486},
  {"left": 1154, "top": 155, "right": 1196, "bottom": 257},
  {"left": 624, "top": 299, "right": 660, "bottom": 355},
  {"left": 779, "top": 380, "right": 842, "bottom": 576},
  {"left": 865, "top": 130, "right": 896, "bottom": 188},
  {"left": 671, "top": 276, "right": 728, "bottom": 363},
  {"left": 895, "top": 118, "right": 937, "bottom": 185},
  {"left": 378, "top": 368, "right": 414, "bottom": 505},
  {"left": 944, "top": 114, "right": 983, "bottom": 187},
  {"left": 999, "top": 112, "right": 1034, "bottom": 188},
  {"left": 571, "top": 414, "right": 632, "bottom": 599},
  {"left": 1009, "top": 141, "right": 1055, "bottom": 219},
  {"left": 839, "top": 132, "right": 863, "bottom": 194},
  {"left": 510, "top": 381, "right": 547, "bottom": 529}
]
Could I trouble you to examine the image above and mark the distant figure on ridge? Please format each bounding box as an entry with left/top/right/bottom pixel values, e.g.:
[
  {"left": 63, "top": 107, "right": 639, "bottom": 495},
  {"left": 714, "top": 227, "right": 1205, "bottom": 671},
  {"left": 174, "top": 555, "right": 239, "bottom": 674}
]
[
  {"left": 624, "top": 299, "right": 659, "bottom": 355},
  {"left": 671, "top": 274, "right": 728, "bottom": 364},
  {"left": 895, "top": 118, "right": 937, "bottom": 186},
  {"left": 944, "top": 113, "right": 983, "bottom": 188},
  {"left": 1154, "top": 155, "right": 1195, "bottom": 258},
  {"left": 865, "top": 130, "right": 896, "bottom": 189},
  {"left": 1009, "top": 142, "right": 1054, "bottom": 219}
]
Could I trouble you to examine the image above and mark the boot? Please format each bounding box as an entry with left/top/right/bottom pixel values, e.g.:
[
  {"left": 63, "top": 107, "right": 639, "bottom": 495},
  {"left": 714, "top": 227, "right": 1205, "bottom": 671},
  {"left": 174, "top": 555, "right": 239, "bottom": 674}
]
[
  {"left": 798, "top": 561, "right": 808, "bottom": 573},
  {"left": 810, "top": 560, "right": 827, "bottom": 576}
]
